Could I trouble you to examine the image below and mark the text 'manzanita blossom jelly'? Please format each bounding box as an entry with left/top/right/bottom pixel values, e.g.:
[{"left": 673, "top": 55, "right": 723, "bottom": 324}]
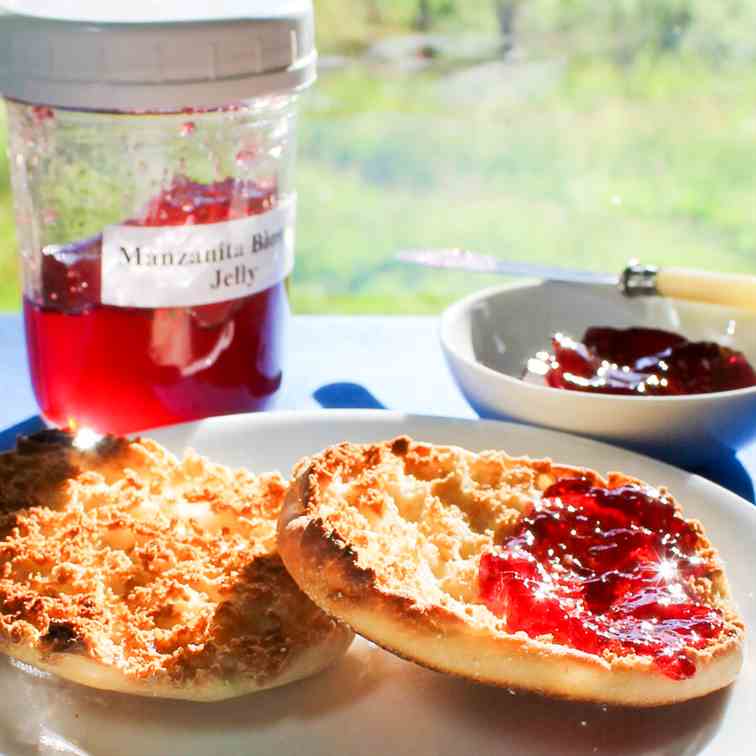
[{"left": 0, "top": 1, "right": 316, "bottom": 433}]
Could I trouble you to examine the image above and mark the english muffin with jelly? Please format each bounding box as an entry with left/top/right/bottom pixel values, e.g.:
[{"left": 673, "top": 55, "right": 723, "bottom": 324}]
[{"left": 278, "top": 436, "right": 744, "bottom": 706}]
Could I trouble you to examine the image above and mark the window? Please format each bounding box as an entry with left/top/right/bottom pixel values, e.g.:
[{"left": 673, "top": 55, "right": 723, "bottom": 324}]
[{"left": 2, "top": 1, "right": 754, "bottom": 313}]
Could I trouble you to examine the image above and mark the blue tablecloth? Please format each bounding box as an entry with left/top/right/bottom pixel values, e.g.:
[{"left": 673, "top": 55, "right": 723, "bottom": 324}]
[
  {"left": 0, "top": 312, "right": 474, "bottom": 439},
  {"left": 1, "top": 313, "right": 754, "bottom": 503}
]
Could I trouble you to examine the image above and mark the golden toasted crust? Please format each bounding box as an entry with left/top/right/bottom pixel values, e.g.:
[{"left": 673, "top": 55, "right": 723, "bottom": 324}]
[
  {"left": 277, "top": 436, "right": 744, "bottom": 707},
  {"left": 0, "top": 430, "right": 352, "bottom": 700}
]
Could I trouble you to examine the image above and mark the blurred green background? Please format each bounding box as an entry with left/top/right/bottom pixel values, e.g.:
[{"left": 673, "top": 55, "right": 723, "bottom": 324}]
[{"left": 2, "top": 0, "right": 756, "bottom": 313}]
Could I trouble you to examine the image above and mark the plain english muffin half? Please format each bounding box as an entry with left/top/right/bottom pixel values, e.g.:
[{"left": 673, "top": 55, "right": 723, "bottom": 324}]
[
  {"left": 277, "top": 436, "right": 744, "bottom": 707},
  {"left": 0, "top": 430, "right": 352, "bottom": 701}
]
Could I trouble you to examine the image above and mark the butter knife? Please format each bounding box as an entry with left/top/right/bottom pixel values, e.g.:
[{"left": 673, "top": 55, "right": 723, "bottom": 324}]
[{"left": 396, "top": 248, "right": 756, "bottom": 309}]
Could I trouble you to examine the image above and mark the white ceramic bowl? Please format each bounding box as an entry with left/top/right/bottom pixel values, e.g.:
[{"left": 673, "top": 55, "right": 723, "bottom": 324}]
[{"left": 440, "top": 281, "right": 756, "bottom": 467}]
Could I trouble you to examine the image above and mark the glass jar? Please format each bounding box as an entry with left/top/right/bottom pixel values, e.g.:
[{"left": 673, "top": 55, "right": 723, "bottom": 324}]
[{"left": 0, "top": 2, "right": 316, "bottom": 434}]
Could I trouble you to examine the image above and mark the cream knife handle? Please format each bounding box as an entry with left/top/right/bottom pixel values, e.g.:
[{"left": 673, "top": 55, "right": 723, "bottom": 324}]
[{"left": 656, "top": 267, "right": 756, "bottom": 311}]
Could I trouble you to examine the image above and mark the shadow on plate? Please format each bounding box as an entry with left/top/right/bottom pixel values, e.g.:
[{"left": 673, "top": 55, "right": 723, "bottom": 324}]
[
  {"left": 420, "top": 672, "right": 732, "bottom": 756},
  {"left": 0, "top": 643, "right": 390, "bottom": 756},
  {"left": 0, "top": 640, "right": 735, "bottom": 756}
]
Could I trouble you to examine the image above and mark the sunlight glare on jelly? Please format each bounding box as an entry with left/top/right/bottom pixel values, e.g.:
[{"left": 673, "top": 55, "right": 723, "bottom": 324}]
[
  {"left": 72, "top": 427, "right": 103, "bottom": 451},
  {"left": 656, "top": 559, "right": 678, "bottom": 582},
  {"left": 526, "top": 356, "right": 550, "bottom": 376},
  {"left": 563, "top": 372, "right": 592, "bottom": 388}
]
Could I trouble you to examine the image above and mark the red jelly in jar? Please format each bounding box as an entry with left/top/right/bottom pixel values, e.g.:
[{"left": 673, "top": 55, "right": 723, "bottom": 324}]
[
  {"left": 24, "top": 177, "right": 290, "bottom": 434},
  {"left": 478, "top": 478, "right": 725, "bottom": 679},
  {"left": 526, "top": 326, "right": 756, "bottom": 395},
  {"left": 2, "top": 4, "right": 316, "bottom": 434}
]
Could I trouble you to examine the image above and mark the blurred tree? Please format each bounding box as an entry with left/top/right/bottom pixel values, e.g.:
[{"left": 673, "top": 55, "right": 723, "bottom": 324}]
[
  {"left": 494, "top": 0, "right": 522, "bottom": 55},
  {"left": 413, "top": 0, "right": 457, "bottom": 31},
  {"left": 548, "top": 0, "right": 694, "bottom": 60},
  {"left": 657, "top": 1, "right": 693, "bottom": 50},
  {"left": 415, "top": 0, "right": 431, "bottom": 30}
]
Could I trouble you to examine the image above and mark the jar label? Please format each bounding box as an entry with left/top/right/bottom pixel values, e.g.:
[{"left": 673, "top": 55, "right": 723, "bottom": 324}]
[{"left": 101, "top": 197, "right": 295, "bottom": 308}]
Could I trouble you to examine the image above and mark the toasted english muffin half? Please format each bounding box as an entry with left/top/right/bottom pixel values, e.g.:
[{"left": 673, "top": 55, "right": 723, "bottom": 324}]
[
  {"left": 277, "top": 436, "right": 744, "bottom": 707},
  {"left": 0, "top": 430, "right": 352, "bottom": 701}
]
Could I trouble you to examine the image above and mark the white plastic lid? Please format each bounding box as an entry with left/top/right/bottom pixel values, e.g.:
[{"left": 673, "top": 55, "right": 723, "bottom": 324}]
[{"left": 0, "top": 0, "right": 316, "bottom": 110}]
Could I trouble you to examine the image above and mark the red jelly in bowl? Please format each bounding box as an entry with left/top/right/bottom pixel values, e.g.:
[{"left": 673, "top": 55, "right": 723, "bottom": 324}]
[
  {"left": 525, "top": 326, "right": 756, "bottom": 396},
  {"left": 478, "top": 478, "right": 724, "bottom": 679},
  {"left": 24, "top": 177, "right": 288, "bottom": 434}
]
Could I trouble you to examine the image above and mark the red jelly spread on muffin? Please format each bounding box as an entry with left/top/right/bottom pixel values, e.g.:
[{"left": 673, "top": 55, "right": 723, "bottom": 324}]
[{"left": 479, "top": 478, "right": 724, "bottom": 679}]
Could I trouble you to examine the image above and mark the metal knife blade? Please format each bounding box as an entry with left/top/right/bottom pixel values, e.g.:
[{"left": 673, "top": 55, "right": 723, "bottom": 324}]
[{"left": 396, "top": 248, "right": 619, "bottom": 287}]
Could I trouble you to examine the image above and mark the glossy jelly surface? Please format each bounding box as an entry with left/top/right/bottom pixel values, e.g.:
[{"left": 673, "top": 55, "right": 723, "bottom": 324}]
[
  {"left": 526, "top": 326, "right": 756, "bottom": 395},
  {"left": 24, "top": 177, "right": 287, "bottom": 434},
  {"left": 479, "top": 478, "right": 724, "bottom": 679}
]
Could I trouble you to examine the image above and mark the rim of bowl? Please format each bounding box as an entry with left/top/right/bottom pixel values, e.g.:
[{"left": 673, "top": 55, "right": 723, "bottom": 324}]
[{"left": 439, "top": 282, "right": 756, "bottom": 403}]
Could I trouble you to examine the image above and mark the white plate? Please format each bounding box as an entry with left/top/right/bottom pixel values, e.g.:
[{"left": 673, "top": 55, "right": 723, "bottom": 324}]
[{"left": 1, "top": 411, "right": 754, "bottom": 756}]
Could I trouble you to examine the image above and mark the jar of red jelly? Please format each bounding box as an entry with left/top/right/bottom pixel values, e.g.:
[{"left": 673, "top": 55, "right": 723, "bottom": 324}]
[{"left": 0, "top": 1, "right": 315, "bottom": 434}]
